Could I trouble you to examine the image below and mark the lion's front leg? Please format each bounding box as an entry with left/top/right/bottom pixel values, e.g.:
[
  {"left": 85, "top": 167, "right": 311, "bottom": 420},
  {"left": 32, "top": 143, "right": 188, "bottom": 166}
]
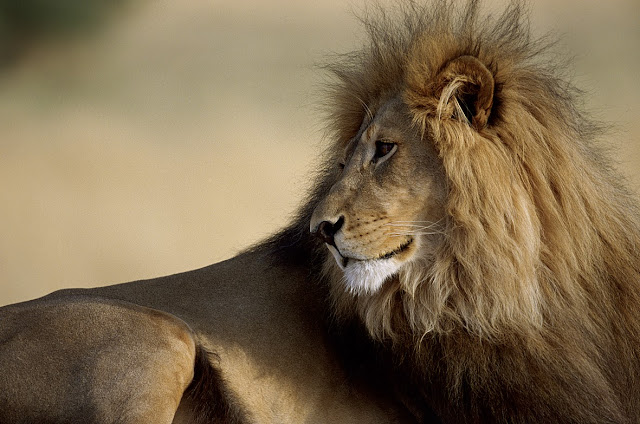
[{"left": 0, "top": 296, "right": 197, "bottom": 424}]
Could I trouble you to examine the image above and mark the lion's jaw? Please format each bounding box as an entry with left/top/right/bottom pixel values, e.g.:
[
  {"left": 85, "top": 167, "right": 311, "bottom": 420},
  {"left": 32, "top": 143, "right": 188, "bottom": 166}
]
[
  {"left": 310, "top": 96, "right": 445, "bottom": 296},
  {"left": 325, "top": 237, "right": 413, "bottom": 294}
]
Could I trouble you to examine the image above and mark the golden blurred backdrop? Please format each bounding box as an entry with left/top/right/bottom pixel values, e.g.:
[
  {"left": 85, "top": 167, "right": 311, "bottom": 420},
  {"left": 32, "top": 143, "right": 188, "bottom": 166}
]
[{"left": 1, "top": 0, "right": 639, "bottom": 306}]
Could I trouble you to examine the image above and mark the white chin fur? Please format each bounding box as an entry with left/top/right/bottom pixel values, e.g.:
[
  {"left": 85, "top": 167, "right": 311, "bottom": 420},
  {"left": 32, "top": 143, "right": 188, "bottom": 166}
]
[
  {"left": 343, "top": 258, "right": 402, "bottom": 294},
  {"left": 325, "top": 244, "right": 402, "bottom": 294}
]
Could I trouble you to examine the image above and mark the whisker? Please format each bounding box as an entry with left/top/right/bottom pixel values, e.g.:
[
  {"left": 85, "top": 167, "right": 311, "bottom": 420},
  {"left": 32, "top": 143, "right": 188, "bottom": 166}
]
[
  {"left": 355, "top": 95, "right": 374, "bottom": 122},
  {"left": 389, "top": 219, "right": 444, "bottom": 223},
  {"left": 384, "top": 226, "right": 440, "bottom": 230},
  {"left": 384, "top": 226, "right": 445, "bottom": 234},
  {"left": 387, "top": 231, "right": 445, "bottom": 237},
  {"left": 383, "top": 219, "right": 445, "bottom": 228},
  {"left": 384, "top": 223, "right": 435, "bottom": 227},
  {"left": 385, "top": 221, "right": 443, "bottom": 224}
]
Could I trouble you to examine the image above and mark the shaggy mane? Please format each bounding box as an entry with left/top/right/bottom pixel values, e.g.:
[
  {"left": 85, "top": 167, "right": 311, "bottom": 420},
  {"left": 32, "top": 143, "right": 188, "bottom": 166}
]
[
  {"left": 261, "top": 1, "right": 640, "bottom": 421},
  {"left": 272, "top": 0, "right": 640, "bottom": 341}
]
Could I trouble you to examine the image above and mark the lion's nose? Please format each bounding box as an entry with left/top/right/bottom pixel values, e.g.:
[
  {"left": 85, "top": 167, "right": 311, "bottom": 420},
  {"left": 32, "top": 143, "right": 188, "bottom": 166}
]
[{"left": 313, "top": 216, "right": 344, "bottom": 247}]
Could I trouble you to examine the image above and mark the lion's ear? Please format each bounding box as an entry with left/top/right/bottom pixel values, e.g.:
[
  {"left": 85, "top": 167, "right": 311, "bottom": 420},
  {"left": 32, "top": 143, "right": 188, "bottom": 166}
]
[{"left": 435, "top": 55, "right": 494, "bottom": 130}]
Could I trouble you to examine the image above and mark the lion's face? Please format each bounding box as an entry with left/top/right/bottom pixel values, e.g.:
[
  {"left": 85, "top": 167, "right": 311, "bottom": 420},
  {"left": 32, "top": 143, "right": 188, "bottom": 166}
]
[{"left": 310, "top": 96, "right": 446, "bottom": 294}]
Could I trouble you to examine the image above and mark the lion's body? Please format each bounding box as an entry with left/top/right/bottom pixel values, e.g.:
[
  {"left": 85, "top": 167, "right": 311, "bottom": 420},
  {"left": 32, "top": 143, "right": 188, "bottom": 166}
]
[
  {"left": 1, "top": 1, "right": 640, "bottom": 423},
  {"left": 0, "top": 251, "right": 413, "bottom": 423}
]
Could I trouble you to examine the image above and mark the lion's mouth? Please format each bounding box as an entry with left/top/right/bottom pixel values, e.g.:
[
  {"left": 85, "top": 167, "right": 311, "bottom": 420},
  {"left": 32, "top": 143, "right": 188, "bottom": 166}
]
[
  {"left": 327, "top": 238, "right": 414, "bottom": 270},
  {"left": 376, "top": 238, "right": 414, "bottom": 260}
]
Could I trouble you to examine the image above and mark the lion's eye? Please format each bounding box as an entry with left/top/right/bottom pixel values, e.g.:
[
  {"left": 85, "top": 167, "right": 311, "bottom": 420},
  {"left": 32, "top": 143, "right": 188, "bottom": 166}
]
[{"left": 374, "top": 140, "right": 397, "bottom": 163}]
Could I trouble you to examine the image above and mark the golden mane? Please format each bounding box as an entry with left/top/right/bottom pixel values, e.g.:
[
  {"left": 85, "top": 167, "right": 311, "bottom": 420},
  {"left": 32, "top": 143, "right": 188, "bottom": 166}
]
[
  {"left": 258, "top": 1, "right": 640, "bottom": 421},
  {"left": 266, "top": 4, "right": 640, "bottom": 420},
  {"left": 297, "top": 0, "right": 640, "bottom": 342}
]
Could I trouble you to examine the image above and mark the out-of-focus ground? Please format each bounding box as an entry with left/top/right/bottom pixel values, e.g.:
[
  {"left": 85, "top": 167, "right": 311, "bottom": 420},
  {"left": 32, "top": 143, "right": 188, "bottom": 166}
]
[{"left": 1, "top": 0, "right": 639, "bottom": 306}]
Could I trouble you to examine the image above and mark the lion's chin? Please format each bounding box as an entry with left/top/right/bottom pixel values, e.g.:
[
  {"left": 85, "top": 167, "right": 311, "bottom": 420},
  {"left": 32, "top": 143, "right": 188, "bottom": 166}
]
[
  {"left": 343, "top": 258, "right": 402, "bottom": 294},
  {"left": 326, "top": 244, "right": 403, "bottom": 294}
]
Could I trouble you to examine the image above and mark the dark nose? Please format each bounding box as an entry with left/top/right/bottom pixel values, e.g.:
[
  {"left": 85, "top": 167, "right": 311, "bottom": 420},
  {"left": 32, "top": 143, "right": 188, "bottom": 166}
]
[{"left": 314, "top": 216, "right": 344, "bottom": 247}]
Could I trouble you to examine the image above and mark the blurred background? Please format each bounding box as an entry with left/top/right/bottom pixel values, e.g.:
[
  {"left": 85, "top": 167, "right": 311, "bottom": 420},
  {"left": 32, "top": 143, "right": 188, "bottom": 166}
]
[{"left": 1, "top": 0, "right": 638, "bottom": 306}]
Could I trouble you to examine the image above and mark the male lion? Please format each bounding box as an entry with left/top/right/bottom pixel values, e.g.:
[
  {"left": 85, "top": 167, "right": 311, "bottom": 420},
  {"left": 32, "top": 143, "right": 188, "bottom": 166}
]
[{"left": 1, "top": 1, "right": 639, "bottom": 424}]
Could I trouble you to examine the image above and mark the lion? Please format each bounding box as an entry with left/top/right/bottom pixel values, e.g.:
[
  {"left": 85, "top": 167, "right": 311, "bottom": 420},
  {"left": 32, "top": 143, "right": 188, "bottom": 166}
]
[
  {"left": 306, "top": 1, "right": 640, "bottom": 422},
  {"left": 1, "top": 1, "right": 639, "bottom": 423}
]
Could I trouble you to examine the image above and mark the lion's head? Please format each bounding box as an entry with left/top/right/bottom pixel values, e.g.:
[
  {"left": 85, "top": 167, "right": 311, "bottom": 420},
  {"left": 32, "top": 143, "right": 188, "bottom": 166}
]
[
  {"left": 310, "top": 94, "right": 446, "bottom": 295},
  {"left": 302, "top": 1, "right": 640, "bottom": 345}
]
